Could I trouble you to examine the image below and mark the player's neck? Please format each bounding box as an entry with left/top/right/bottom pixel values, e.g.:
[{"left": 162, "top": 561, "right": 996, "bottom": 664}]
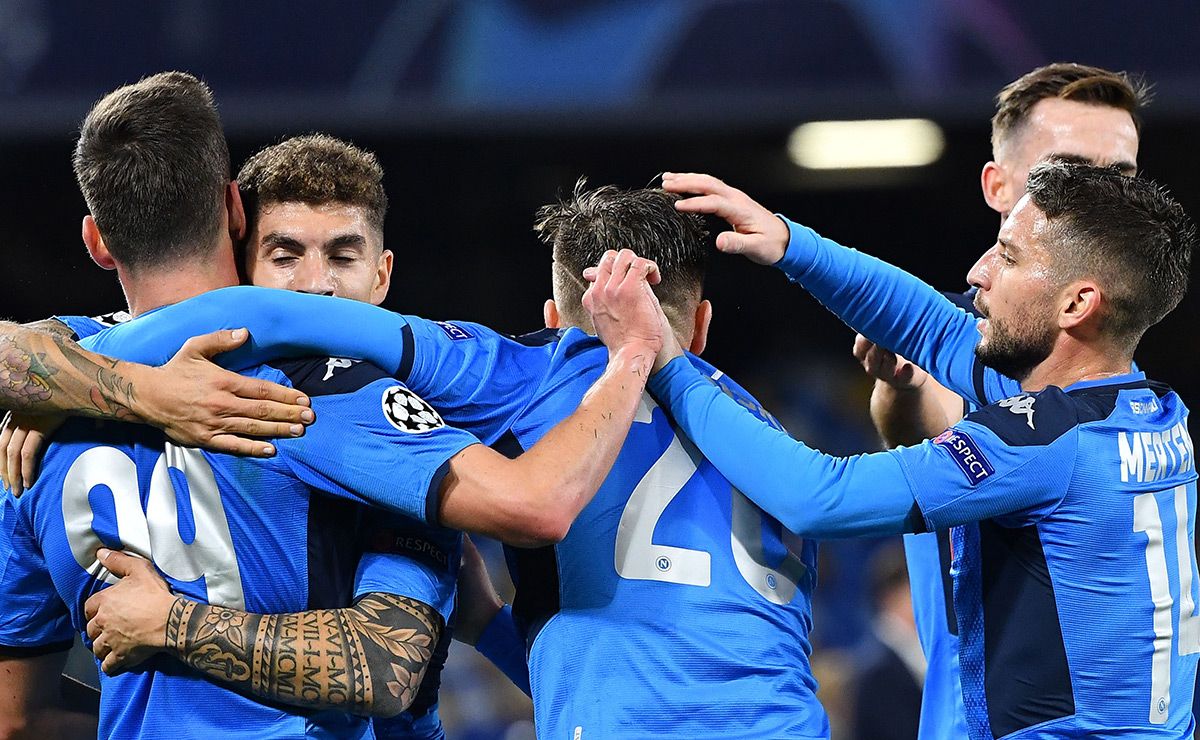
[
  {"left": 1021, "top": 344, "right": 1133, "bottom": 393},
  {"left": 117, "top": 254, "right": 241, "bottom": 317}
]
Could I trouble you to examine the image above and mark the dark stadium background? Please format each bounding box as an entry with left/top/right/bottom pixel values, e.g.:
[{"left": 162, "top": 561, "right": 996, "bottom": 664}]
[{"left": 2, "top": 2, "right": 1198, "bottom": 738}]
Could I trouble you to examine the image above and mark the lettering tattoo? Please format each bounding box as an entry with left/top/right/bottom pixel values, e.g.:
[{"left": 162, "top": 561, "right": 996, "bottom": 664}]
[
  {"left": 164, "top": 593, "right": 440, "bottom": 717},
  {"left": 0, "top": 321, "right": 140, "bottom": 420}
]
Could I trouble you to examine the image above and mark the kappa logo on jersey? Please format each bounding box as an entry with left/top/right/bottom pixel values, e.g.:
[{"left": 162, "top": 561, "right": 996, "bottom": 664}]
[
  {"left": 933, "top": 429, "right": 995, "bottom": 484},
  {"left": 381, "top": 385, "right": 445, "bottom": 433},
  {"left": 998, "top": 394, "right": 1037, "bottom": 429},
  {"left": 435, "top": 321, "right": 473, "bottom": 341},
  {"left": 323, "top": 357, "right": 357, "bottom": 381}
]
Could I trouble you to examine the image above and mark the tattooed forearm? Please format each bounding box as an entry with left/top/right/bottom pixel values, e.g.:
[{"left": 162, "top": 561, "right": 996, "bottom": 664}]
[
  {"left": 164, "top": 593, "right": 441, "bottom": 717},
  {"left": 0, "top": 321, "right": 140, "bottom": 419}
]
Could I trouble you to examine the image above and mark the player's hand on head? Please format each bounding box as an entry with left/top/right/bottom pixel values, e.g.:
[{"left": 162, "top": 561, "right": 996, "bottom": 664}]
[
  {"left": 661, "top": 172, "right": 790, "bottom": 265},
  {"left": 581, "top": 249, "right": 666, "bottom": 358},
  {"left": 139, "top": 328, "right": 316, "bottom": 457},
  {"left": 0, "top": 412, "right": 62, "bottom": 497},
  {"left": 851, "top": 334, "right": 927, "bottom": 390},
  {"left": 84, "top": 548, "right": 177, "bottom": 676}
]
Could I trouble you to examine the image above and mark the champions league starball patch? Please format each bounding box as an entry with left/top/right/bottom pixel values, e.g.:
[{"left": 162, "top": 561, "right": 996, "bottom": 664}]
[{"left": 381, "top": 385, "right": 445, "bottom": 433}]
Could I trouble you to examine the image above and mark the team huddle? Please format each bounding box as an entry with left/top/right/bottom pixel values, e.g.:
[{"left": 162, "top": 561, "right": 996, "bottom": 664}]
[{"left": 0, "top": 61, "right": 1195, "bottom": 740}]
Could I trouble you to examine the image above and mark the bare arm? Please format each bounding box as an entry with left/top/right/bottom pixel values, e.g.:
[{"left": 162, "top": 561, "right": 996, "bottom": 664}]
[
  {"left": 437, "top": 250, "right": 664, "bottom": 546},
  {"left": 438, "top": 343, "right": 654, "bottom": 545},
  {"left": 853, "top": 335, "right": 964, "bottom": 447},
  {"left": 0, "top": 651, "right": 96, "bottom": 740},
  {"left": 869, "top": 376, "right": 965, "bottom": 447},
  {"left": 0, "top": 319, "right": 139, "bottom": 420},
  {"left": 0, "top": 322, "right": 315, "bottom": 489},
  {"left": 83, "top": 550, "right": 440, "bottom": 718},
  {"left": 451, "top": 535, "right": 504, "bottom": 647}
]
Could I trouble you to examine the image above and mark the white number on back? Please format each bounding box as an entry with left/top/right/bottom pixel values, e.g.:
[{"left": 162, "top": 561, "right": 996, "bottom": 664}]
[
  {"left": 1134, "top": 485, "right": 1200, "bottom": 725},
  {"left": 62, "top": 443, "right": 245, "bottom": 609},
  {"left": 614, "top": 396, "right": 806, "bottom": 603}
]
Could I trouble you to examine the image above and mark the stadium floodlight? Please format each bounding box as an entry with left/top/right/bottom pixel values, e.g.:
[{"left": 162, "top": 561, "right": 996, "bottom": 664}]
[{"left": 788, "top": 119, "right": 945, "bottom": 170}]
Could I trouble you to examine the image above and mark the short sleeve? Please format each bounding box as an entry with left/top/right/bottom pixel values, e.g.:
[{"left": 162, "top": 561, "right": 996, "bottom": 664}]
[
  {"left": 0, "top": 497, "right": 73, "bottom": 654},
  {"left": 272, "top": 359, "right": 480, "bottom": 525},
  {"left": 51, "top": 315, "right": 103, "bottom": 341},
  {"left": 354, "top": 517, "right": 460, "bottom": 623},
  {"left": 894, "top": 389, "right": 1079, "bottom": 530}
]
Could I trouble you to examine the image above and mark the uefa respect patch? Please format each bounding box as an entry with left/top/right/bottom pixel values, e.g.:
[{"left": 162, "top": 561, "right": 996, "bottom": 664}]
[
  {"left": 933, "top": 429, "right": 995, "bottom": 484},
  {"left": 435, "top": 321, "right": 474, "bottom": 341}
]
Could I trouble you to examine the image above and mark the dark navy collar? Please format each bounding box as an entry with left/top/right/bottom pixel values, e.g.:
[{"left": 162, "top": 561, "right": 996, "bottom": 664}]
[{"left": 1064, "top": 371, "right": 1145, "bottom": 393}]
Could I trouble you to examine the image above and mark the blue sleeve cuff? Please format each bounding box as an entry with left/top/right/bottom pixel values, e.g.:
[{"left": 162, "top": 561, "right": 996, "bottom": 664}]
[
  {"left": 647, "top": 355, "right": 707, "bottom": 402},
  {"left": 775, "top": 215, "right": 823, "bottom": 281},
  {"left": 474, "top": 605, "right": 531, "bottom": 696}
]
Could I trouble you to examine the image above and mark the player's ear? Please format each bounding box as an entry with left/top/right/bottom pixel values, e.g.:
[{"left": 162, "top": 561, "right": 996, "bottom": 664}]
[
  {"left": 543, "top": 299, "right": 561, "bottom": 329},
  {"left": 688, "top": 300, "right": 713, "bottom": 356},
  {"left": 82, "top": 215, "right": 116, "bottom": 270},
  {"left": 1059, "top": 280, "right": 1103, "bottom": 333},
  {"left": 226, "top": 181, "right": 247, "bottom": 241},
  {"left": 981, "top": 161, "right": 1009, "bottom": 216},
  {"left": 371, "top": 249, "right": 394, "bottom": 306}
]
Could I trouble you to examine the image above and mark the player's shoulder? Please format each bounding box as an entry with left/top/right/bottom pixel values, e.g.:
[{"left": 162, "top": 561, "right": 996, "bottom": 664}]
[
  {"left": 688, "top": 355, "right": 785, "bottom": 432},
  {"left": 52, "top": 309, "right": 131, "bottom": 340},
  {"left": 266, "top": 357, "right": 451, "bottom": 436},
  {"left": 500, "top": 326, "right": 607, "bottom": 371},
  {"left": 964, "top": 380, "right": 1146, "bottom": 447},
  {"left": 264, "top": 356, "right": 394, "bottom": 396},
  {"left": 940, "top": 287, "right": 981, "bottom": 318},
  {"left": 422, "top": 319, "right": 562, "bottom": 364}
]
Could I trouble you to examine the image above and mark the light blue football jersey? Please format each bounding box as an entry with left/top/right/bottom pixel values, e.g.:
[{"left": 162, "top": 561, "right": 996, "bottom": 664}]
[
  {"left": 646, "top": 217, "right": 1199, "bottom": 739},
  {"left": 75, "top": 288, "right": 831, "bottom": 739},
  {"left": 904, "top": 530, "right": 967, "bottom": 739},
  {"left": 0, "top": 323, "right": 475, "bottom": 739},
  {"left": 899, "top": 289, "right": 974, "bottom": 740},
  {"left": 55, "top": 310, "right": 460, "bottom": 740}
]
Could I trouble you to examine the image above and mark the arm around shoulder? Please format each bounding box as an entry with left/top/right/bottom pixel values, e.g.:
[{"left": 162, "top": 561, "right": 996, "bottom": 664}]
[{"left": 437, "top": 344, "right": 655, "bottom": 546}]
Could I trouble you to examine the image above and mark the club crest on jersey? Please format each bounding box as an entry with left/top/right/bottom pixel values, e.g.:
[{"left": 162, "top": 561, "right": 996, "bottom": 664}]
[
  {"left": 998, "top": 394, "right": 1036, "bottom": 429},
  {"left": 933, "top": 429, "right": 994, "bottom": 484},
  {"left": 381, "top": 385, "right": 444, "bottom": 433},
  {"left": 436, "top": 321, "right": 473, "bottom": 341}
]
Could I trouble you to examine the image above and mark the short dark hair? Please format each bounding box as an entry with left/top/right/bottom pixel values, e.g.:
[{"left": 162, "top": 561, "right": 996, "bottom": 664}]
[
  {"left": 1026, "top": 162, "right": 1193, "bottom": 349},
  {"left": 991, "top": 63, "right": 1150, "bottom": 152},
  {"left": 73, "top": 71, "right": 230, "bottom": 273},
  {"left": 535, "top": 179, "right": 708, "bottom": 330},
  {"left": 237, "top": 134, "right": 387, "bottom": 239}
]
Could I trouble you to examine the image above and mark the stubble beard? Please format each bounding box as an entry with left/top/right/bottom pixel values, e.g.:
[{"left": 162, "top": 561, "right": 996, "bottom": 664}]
[{"left": 974, "top": 307, "right": 1056, "bottom": 384}]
